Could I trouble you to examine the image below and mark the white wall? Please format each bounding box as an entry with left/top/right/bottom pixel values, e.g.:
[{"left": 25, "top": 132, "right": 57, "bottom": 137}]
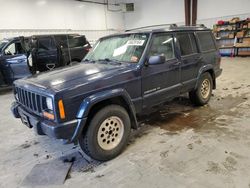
[
  {"left": 124, "top": 0, "right": 250, "bottom": 29},
  {"left": 1, "top": 0, "right": 250, "bottom": 40},
  {"left": 198, "top": 0, "right": 250, "bottom": 20},
  {"left": 0, "top": 0, "right": 125, "bottom": 41},
  {"left": 124, "top": 0, "right": 184, "bottom": 29},
  {"left": 0, "top": 0, "right": 124, "bottom": 30}
]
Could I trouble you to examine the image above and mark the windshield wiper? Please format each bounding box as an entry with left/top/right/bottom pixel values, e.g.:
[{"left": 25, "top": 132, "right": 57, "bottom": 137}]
[
  {"left": 97, "top": 58, "right": 122, "bottom": 65},
  {"left": 82, "top": 59, "right": 95, "bottom": 63}
]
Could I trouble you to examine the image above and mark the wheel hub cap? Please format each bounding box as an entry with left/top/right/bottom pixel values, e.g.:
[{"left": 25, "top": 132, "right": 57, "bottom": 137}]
[
  {"left": 200, "top": 79, "right": 210, "bottom": 99},
  {"left": 97, "top": 116, "right": 124, "bottom": 150}
]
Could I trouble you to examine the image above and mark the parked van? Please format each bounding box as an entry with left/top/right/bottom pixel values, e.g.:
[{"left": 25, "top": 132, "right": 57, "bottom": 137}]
[{"left": 0, "top": 34, "right": 91, "bottom": 87}]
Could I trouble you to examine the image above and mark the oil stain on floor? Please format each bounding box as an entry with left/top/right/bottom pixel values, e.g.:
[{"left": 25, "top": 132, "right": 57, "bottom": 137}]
[{"left": 140, "top": 94, "right": 247, "bottom": 134}]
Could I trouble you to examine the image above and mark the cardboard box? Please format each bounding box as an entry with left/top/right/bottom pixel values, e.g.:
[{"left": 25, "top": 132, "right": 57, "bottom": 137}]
[
  {"left": 228, "top": 34, "right": 234, "bottom": 38},
  {"left": 229, "top": 17, "right": 240, "bottom": 23},
  {"left": 238, "top": 51, "right": 250, "bottom": 56},
  {"left": 235, "top": 41, "right": 250, "bottom": 47},
  {"left": 236, "top": 31, "right": 245, "bottom": 38},
  {"left": 243, "top": 38, "right": 250, "bottom": 43},
  {"left": 243, "top": 24, "right": 248, "bottom": 28}
]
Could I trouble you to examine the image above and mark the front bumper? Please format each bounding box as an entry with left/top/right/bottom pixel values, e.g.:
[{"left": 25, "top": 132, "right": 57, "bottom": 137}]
[{"left": 11, "top": 102, "right": 87, "bottom": 143}]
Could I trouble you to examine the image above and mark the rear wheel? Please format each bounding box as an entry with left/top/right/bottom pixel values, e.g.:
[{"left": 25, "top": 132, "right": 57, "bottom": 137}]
[
  {"left": 79, "top": 105, "right": 131, "bottom": 161},
  {"left": 189, "top": 72, "right": 213, "bottom": 106}
]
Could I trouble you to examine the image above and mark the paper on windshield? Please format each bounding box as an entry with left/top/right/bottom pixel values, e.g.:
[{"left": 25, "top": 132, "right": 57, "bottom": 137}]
[
  {"left": 127, "top": 40, "right": 145, "bottom": 46},
  {"left": 113, "top": 44, "right": 128, "bottom": 57},
  {"left": 113, "top": 40, "right": 145, "bottom": 57}
]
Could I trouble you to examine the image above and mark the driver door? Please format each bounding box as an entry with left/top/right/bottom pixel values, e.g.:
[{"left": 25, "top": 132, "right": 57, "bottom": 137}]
[
  {"left": 141, "top": 33, "right": 181, "bottom": 109},
  {"left": 3, "top": 41, "right": 31, "bottom": 83}
]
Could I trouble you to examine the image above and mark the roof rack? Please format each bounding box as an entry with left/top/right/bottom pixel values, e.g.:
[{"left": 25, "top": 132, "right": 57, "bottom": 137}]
[
  {"left": 125, "top": 23, "right": 178, "bottom": 32},
  {"left": 125, "top": 23, "right": 207, "bottom": 32},
  {"left": 177, "top": 24, "right": 207, "bottom": 28}
]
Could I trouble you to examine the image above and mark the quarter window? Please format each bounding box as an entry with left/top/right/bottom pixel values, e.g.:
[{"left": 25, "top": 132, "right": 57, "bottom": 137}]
[
  {"left": 149, "top": 34, "right": 175, "bottom": 60},
  {"left": 176, "top": 33, "right": 198, "bottom": 56},
  {"left": 197, "top": 32, "right": 216, "bottom": 51}
]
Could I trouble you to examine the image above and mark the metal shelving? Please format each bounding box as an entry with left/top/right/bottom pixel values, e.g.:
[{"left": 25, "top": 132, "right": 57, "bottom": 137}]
[{"left": 214, "top": 18, "right": 250, "bottom": 57}]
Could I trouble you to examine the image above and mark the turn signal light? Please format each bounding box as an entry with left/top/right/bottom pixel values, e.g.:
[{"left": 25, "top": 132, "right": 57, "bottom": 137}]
[
  {"left": 58, "top": 99, "right": 66, "bottom": 119},
  {"left": 43, "top": 111, "right": 55, "bottom": 120}
]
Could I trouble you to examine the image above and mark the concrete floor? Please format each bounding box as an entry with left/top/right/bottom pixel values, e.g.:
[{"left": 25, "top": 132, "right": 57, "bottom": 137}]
[{"left": 1, "top": 57, "right": 250, "bottom": 188}]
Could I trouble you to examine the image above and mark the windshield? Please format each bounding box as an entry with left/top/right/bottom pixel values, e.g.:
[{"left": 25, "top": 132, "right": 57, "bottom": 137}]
[
  {"left": 0, "top": 40, "right": 8, "bottom": 52},
  {"left": 84, "top": 33, "right": 149, "bottom": 63}
]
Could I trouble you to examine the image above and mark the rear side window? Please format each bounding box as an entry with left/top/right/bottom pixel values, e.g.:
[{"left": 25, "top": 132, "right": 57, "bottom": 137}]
[
  {"left": 68, "top": 35, "right": 87, "bottom": 48},
  {"left": 176, "top": 33, "right": 198, "bottom": 56},
  {"left": 196, "top": 32, "right": 216, "bottom": 51}
]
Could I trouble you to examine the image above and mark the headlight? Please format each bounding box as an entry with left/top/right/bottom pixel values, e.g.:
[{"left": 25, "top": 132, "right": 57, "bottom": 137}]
[
  {"left": 28, "top": 54, "right": 33, "bottom": 67},
  {"left": 46, "top": 97, "right": 53, "bottom": 111},
  {"left": 15, "top": 93, "right": 19, "bottom": 100}
]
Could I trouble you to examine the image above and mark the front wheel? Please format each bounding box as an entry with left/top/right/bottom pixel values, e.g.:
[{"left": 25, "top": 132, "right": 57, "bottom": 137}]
[
  {"left": 79, "top": 105, "right": 131, "bottom": 161},
  {"left": 189, "top": 72, "right": 213, "bottom": 106}
]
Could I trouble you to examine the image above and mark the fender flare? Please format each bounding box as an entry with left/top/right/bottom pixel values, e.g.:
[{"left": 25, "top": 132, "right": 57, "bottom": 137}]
[
  {"left": 195, "top": 64, "right": 215, "bottom": 89},
  {"left": 77, "top": 88, "right": 138, "bottom": 129}
]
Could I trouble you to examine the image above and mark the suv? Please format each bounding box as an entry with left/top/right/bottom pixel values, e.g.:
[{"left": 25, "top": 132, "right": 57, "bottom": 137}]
[
  {"left": 0, "top": 34, "right": 91, "bottom": 87},
  {"left": 11, "top": 25, "right": 222, "bottom": 161}
]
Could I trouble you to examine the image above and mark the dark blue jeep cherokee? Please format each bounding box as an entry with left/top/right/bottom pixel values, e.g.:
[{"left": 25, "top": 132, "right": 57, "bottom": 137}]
[{"left": 11, "top": 25, "right": 222, "bottom": 161}]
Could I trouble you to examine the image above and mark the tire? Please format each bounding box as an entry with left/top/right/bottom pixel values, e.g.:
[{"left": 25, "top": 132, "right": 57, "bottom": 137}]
[
  {"left": 189, "top": 72, "right": 213, "bottom": 106},
  {"left": 79, "top": 105, "right": 131, "bottom": 161}
]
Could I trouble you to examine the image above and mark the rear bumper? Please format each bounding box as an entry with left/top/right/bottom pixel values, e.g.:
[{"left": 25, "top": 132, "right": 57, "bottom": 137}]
[
  {"left": 11, "top": 102, "right": 87, "bottom": 143},
  {"left": 215, "top": 68, "right": 222, "bottom": 78}
]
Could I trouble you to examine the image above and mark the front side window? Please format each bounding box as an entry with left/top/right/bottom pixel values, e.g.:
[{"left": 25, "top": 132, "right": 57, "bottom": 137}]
[
  {"left": 84, "top": 33, "right": 149, "bottom": 63},
  {"left": 4, "top": 43, "right": 16, "bottom": 55},
  {"left": 149, "top": 34, "right": 175, "bottom": 60},
  {"left": 197, "top": 32, "right": 216, "bottom": 51},
  {"left": 176, "top": 33, "right": 198, "bottom": 56}
]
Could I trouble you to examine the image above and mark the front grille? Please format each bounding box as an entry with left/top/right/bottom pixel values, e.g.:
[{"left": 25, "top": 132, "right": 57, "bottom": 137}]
[{"left": 15, "top": 87, "right": 47, "bottom": 115}]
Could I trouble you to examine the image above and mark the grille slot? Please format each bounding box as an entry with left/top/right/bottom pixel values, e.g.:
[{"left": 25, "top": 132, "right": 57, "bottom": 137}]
[{"left": 16, "top": 87, "right": 46, "bottom": 115}]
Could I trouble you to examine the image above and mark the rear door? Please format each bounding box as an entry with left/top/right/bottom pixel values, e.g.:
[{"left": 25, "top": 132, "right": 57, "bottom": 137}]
[
  {"left": 176, "top": 32, "right": 201, "bottom": 93},
  {"left": 2, "top": 40, "right": 31, "bottom": 83},
  {"left": 196, "top": 31, "right": 220, "bottom": 70},
  {"left": 35, "top": 37, "right": 59, "bottom": 72},
  {"left": 142, "top": 33, "right": 181, "bottom": 108}
]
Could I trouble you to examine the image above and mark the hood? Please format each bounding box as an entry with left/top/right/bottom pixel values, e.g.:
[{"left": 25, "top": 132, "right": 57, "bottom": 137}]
[{"left": 17, "top": 62, "right": 134, "bottom": 91}]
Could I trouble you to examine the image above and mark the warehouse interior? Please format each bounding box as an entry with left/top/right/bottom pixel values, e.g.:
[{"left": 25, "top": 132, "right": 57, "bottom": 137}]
[{"left": 1, "top": 0, "right": 250, "bottom": 187}]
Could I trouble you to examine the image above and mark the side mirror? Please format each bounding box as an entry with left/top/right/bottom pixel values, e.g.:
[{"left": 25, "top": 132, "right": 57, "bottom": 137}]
[{"left": 148, "top": 55, "right": 166, "bottom": 65}]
